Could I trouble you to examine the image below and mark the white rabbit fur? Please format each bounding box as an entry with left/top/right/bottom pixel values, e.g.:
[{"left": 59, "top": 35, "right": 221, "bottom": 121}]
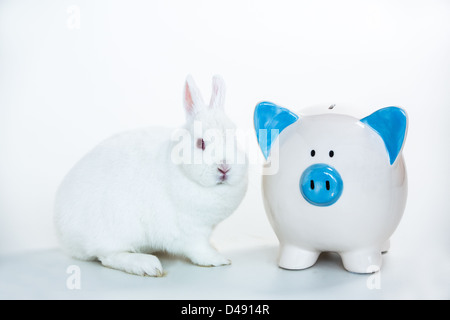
[{"left": 54, "top": 75, "right": 248, "bottom": 276}]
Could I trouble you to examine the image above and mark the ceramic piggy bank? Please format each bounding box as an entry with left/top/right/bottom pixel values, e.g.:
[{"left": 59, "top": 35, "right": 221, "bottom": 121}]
[{"left": 254, "top": 102, "right": 408, "bottom": 273}]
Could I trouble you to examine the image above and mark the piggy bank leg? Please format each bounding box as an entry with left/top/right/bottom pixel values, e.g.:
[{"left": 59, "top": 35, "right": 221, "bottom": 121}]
[
  {"left": 278, "top": 244, "right": 320, "bottom": 270},
  {"left": 340, "top": 249, "right": 382, "bottom": 274}
]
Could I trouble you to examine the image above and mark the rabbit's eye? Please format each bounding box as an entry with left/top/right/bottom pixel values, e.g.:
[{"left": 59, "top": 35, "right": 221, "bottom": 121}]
[{"left": 196, "top": 138, "right": 205, "bottom": 151}]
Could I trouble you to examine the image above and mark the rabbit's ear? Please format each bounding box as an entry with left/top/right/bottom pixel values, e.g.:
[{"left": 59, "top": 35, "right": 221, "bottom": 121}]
[
  {"left": 184, "top": 75, "right": 205, "bottom": 116},
  {"left": 209, "top": 75, "right": 226, "bottom": 110}
]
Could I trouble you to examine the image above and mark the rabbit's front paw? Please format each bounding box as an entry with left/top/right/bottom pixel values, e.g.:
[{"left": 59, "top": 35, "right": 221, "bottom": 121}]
[
  {"left": 100, "top": 252, "right": 164, "bottom": 277},
  {"left": 188, "top": 250, "right": 231, "bottom": 267}
]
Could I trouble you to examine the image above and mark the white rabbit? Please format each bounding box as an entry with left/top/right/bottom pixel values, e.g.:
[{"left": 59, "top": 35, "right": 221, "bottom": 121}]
[{"left": 54, "top": 75, "right": 248, "bottom": 276}]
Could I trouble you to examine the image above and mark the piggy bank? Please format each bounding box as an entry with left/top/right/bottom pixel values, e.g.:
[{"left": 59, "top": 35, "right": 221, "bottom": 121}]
[{"left": 254, "top": 102, "right": 408, "bottom": 273}]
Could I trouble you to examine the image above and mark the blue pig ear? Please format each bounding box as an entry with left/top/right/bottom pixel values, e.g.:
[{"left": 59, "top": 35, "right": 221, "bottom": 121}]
[
  {"left": 254, "top": 101, "right": 299, "bottom": 159},
  {"left": 360, "top": 107, "right": 408, "bottom": 165}
]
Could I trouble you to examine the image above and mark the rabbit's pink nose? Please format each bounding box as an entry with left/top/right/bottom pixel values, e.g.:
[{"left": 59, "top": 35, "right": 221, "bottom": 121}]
[{"left": 218, "top": 165, "right": 230, "bottom": 175}]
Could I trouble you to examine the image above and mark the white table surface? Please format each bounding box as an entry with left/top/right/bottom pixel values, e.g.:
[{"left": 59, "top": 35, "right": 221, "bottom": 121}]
[{"left": 1, "top": 239, "right": 448, "bottom": 300}]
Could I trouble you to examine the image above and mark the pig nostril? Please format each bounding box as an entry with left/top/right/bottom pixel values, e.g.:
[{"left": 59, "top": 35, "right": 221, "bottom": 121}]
[
  {"left": 326, "top": 180, "right": 330, "bottom": 190},
  {"left": 310, "top": 180, "right": 315, "bottom": 190}
]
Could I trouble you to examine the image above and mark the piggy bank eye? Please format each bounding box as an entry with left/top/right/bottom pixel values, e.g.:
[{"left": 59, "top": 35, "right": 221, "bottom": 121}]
[
  {"left": 329, "top": 150, "right": 334, "bottom": 158},
  {"left": 311, "top": 150, "right": 316, "bottom": 157}
]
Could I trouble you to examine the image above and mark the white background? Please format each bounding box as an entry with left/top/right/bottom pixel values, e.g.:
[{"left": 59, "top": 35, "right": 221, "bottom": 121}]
[{"left": 0, "top": 0, "right": 449, "bottom": 299}]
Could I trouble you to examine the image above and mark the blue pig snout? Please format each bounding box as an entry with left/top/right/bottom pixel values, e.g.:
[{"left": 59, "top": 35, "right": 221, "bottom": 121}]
[{"left": 300, "top": 164, "right": 343, "bottom": 207}]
